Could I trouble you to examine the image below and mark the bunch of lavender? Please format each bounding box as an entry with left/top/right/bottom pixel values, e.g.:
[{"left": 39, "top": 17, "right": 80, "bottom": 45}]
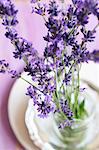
[{"left": 0, "top": 0, "right": 99, "bottom": 129}]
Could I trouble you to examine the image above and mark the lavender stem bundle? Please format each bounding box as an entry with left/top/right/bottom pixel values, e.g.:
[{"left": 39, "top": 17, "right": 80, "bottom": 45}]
[{"left": 0, "top": 0, "right": 99, "bottom": 129}]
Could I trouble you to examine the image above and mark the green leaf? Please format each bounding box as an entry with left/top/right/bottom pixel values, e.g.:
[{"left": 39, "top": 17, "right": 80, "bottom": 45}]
[
  {"left": 79, "top": 99, "right": 87, "bottom": 118},
  {"left": 79, "top": 99, "right": 85, "bottom": 111}
]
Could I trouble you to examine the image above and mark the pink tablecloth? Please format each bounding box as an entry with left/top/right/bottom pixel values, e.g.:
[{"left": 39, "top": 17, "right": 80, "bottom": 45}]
[{"left": 0, "top": 1, "right": 99, "bottom": 150}]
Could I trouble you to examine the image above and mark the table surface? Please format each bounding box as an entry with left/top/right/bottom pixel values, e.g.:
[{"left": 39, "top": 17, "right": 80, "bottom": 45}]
[{"left": 0, "top": 1, "right": 99, "bottom": 150}]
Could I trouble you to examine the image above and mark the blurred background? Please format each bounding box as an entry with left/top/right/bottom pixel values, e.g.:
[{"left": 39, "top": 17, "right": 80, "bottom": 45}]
[{"left": 0, "top": 0, "right": 99, "bottom": 149}]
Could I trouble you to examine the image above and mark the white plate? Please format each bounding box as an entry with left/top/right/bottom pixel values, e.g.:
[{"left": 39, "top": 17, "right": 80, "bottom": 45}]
[
  {"left": 8, "top": 73, "right": 39, "bottom": 150},
  {"left": 8, "top": 72, "right": 99, "bottom": 150},
  {"left": 8, "top": 73, "right": 56, "bottom": 150}
]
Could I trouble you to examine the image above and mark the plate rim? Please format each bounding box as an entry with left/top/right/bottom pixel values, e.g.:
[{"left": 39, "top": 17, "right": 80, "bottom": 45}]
[{"left": 8, "top": 76, "right": 39, "bottom": 150}]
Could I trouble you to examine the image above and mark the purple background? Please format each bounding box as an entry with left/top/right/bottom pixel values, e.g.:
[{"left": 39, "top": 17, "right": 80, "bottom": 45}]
[{"left": 0, "top": 1, "right": 99, "bottom": 149}]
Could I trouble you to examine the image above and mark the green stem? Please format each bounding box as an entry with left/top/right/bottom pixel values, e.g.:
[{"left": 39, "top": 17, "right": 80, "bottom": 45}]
[
  {"left": 72, "top": 67, "right": 74, "bottom": 91},
  {"left": 62, "top": 49, "right": 67, "bottom": 95},
  {"left": 53, "top": 57, "right": 68, "bottom": 120},
  {"left": 60, "top": 61, "right": 76, "bottom": 90},
  {"left": 74, "top": 64, "right": 80, "bottom": 118},
  {"left": 54, "top": 58, "right": 59, "bottom": 99},
  {"left": 81, "top": 22, "right": 99, "bottom": 48},
  {"left": 23, "top": 56, "right": 28, "bottom": 65},
  {"left": 21, "top": 76, "right": 44, "bottom": 95}
]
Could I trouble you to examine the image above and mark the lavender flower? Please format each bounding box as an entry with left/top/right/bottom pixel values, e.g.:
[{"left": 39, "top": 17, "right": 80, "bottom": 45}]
[
  {"left": 5, "top": 27, "right": 18, "bottom": 41},
  {"left": 31, "top": 0, "right": 40, "bottom": 3},
  {"left": 2, "top": 14, "right": 18, "bottom": 26},
  {"left": 0, "top": 0, "right": 18, "bottom": 28},
  {"left": 72, "top": 0, "right": 83, "bottom": 5},
  {"left": 88, "top": 50, "right": 99, "bottom": 62},
  {"left": 12, "top": 37, "right": 37, "bottom": 59},
  {"left": 81, "top": 27, "right": 96, "bottom": 42},
  {"left": 44, "top": 43, "right": 59, "bottom": 58},
  {"left": 84, "top": 0, "right": 99, "bottom": 20},
  {"left": 45, "top": 17, "right": 62, "bottom": 35},
  {"left": 0, "top": 59, "right": 20, "bottom": 78},
  {"left": 8, "top": 70, "right": 20, "bottom": 78},
  {"left": 72, "top": 43, "right": 89, "bottom": 63},
  {"left": 59, "top": 119, "right": 74, "bottom": 129},
  {"left": 24, "top": 57, "right": 46, "bottom": 77},
  {"left": 63, "top": 55, "right": 72, "bottom": 67},
  {"left": 0, "top": 0, "right": 37, "bottom": 61},
  {"left": 64, "top": 73, "right": 72, "bottom": 85},
  {"left": 60, "top": 99, "right": 74, "bottom": 119},
  {"left": 26, "top": 85, "right": 56, "bottom": 116},
  {"left": 25, "top": 57, "right": 56, "bottom": 95},
  {"left": 0, "top": 0, "right": 18, "bottom": 18},
  {"left": 37, "top": 95, "right": 55, "bottom": 118},
  {"left": 62, "top": 31, "right": 76, "bottom": 46},
  {"left": 47, "top": 0, "right": 60, "bottom": 17},
  {"left": 55, "top": 99, "right": 74, "bottom": 129},
  {"left": 26, "top": 86, "right": 38, "bottom": 105},
  {"left": 32, "top": 3, "right": 47, "bottom": 16},
  {"left": 66, "top": 5, "right": 77, "bottom": 28},
  {"left": 73, "top": 0, "right": 99, "bottom": 23}
]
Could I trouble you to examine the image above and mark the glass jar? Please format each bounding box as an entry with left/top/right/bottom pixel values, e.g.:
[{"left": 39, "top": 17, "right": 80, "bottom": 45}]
[{"left": 50, "top": 91, "right": 99, "bottom": 150}]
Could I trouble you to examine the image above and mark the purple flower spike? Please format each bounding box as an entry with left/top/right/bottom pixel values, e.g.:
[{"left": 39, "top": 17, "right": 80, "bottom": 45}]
[
  {"left": 37, "top": 95, "right": 55, "bottom": 118},
  {"left": 31, "top": 0, "right": 40, "bottom": 3},
  {"left": 88, "top": 50, "right": 99, "bottom": 62},
  {"left": 0, "top": 59, "right": 20, "bottom": 78},
  {"left": 0, "top": 0, "right": 18, "bottom": 20},
  {"left": 73, "top": 0, "right": 99, "bottom": 22},
  {"left": 32, "top": 3, "right": 47, "bottom": 16},
  {"left": 60, "top": 99, "right": 74, "bottom": 119},
  {"left": 47, "top": 0, "right": 60, "bottom": 17},
  {"left": 59, "top": 119, "right": 74, "bottom": 129},
  {"left": 84, "top": 0, "right": 99, "bottom": 20},
  {"left": 64, "top": 73, "right": 72, "bottom": 86},
  {"left": 8, "top": 70, "right": 20, "bottom": 78},
  {"left": 26, "top": 86, "right": 38, "bottom": 105},
  {"left": 5, "top": 27, "right": 18, "bottom": 41},
  {"left": 13, "top": 38, "right": 37, "bottom": 59}
]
